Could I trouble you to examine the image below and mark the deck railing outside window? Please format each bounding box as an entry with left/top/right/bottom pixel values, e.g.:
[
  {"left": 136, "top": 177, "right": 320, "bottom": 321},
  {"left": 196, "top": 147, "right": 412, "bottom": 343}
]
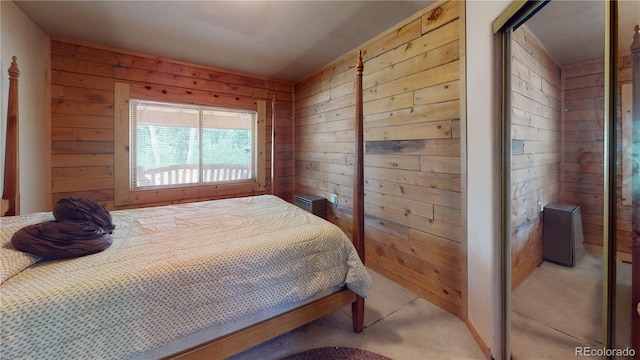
[{"left": 137, "top": 164, "right": 251, "bottom": 187}]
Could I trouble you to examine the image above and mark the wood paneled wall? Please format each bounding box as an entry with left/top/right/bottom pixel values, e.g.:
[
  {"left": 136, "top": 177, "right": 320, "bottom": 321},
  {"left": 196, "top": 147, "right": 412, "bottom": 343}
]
[
  {"left": 294, "top": 1, "right": 465, "bottom": 316},
  {"left": 510, "top": 26, "right": 562, "bottom": 289},
  {"left": 48, "top": 37, "right": 294, "bottom": 210},
  {"left": 617, "top": 53, "right": 634, "bottom": 254},
  {"left": 562, "top": 53, "right": 634, "bottom": 254},
  {"left": 563, "top": 59, "right": 605, "bottom": 250}
]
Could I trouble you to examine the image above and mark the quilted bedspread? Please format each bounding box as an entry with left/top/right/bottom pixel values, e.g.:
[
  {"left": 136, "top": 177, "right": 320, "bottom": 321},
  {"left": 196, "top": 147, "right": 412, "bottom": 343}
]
[{"left": 0, "top": 195, "right": 372, "bottom": 359}]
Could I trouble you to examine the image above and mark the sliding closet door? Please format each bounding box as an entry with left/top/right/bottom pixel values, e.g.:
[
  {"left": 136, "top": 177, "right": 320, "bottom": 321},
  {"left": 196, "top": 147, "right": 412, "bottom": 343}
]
[
  {"left": 494, "top": 1, "right": 628, "bottom": 358},
  {"left": 618, "top": 5, "right": 639, "bottom": 352}
]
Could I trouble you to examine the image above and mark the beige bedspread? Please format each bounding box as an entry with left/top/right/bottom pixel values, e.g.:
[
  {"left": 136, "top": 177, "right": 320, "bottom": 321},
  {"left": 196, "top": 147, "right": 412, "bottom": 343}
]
[{"left": 0, "top": 195, "right": 371, "bottom": 359}]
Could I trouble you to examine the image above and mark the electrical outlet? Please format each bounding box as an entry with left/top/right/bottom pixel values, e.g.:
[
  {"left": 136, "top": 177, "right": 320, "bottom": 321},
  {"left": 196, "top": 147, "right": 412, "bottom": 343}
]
[{"left": 330, "top": 194, "right": 338, "bottom": 204}]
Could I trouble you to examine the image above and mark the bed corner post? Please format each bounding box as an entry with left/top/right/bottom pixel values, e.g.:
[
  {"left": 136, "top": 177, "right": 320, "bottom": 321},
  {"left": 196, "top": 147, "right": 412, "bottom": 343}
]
[
  {"left": 2, "top": 56, "right": 20, "bottom": 216},
  {"left": 352, "top": 50, "right": 365, "bottom": 333},
  {"left": 271, "top": 94, "right": 278, "bottom": 197}
]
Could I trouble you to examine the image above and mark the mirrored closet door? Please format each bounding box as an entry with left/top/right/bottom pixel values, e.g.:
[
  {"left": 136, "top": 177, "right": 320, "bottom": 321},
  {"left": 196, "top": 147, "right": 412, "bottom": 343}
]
[{"left": 495, "top": 1, "right": 638, "bottom": 358}]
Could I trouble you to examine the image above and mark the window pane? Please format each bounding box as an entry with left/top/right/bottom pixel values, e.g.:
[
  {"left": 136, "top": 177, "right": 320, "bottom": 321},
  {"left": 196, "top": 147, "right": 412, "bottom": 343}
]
[
  {"left": 131, "top": 100, "right": 255, "bottom": 189},
  {"left": 133, "top": 102, "right": 200, "bottom": 187},
  {"left": 202, "top": 110, "right": 253, "bottom": 182}
]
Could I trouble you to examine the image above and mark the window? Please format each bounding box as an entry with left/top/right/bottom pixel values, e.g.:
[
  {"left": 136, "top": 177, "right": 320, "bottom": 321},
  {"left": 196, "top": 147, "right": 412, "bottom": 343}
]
[
  {"left": 114, "top": 83, "right": 266, "bottom": 206},
  {"left": 130, "top": 99, "right": 255, "bottom": 189}
]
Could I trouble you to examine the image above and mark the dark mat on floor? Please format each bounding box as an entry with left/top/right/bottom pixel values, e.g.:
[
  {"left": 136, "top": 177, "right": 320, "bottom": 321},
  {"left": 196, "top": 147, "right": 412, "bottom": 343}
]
[{"left": 280, "top": 346, "right": 392, "bottom": 360}]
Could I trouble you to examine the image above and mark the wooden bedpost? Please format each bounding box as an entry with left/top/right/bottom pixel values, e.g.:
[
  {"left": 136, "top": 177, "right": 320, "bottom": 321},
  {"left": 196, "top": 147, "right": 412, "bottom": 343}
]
[
  {"left": 2, "top": 56, "right": 19, "bottom": 216},
  {"left": 352, "top": 50, "right": 365, "bottom": 333},
  {"left": 271, "top": 95, "right": 278, "bottom": 197},
  {"left": 353, "top": 50, "right": 365, "bottom": 263},
  {"left": 630, "top": 23, "right": 640, "bottom": 357}
]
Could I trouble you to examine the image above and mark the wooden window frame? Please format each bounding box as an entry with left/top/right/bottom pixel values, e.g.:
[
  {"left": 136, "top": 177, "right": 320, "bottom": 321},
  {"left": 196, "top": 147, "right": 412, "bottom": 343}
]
[{"left": 114, "top": 82, "right": 266, "bottom": 207}]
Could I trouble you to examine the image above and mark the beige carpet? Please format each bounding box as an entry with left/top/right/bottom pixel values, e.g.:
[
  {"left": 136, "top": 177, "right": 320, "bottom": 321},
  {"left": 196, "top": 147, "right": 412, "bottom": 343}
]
[{"left": 511, "top": 247, "right": 633, "bottom": 358}]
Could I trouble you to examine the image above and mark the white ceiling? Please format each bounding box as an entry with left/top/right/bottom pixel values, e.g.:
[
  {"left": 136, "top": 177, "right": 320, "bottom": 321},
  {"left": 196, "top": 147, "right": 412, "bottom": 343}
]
[
  {"left": 526, "top": 0, "right": 639, "bottom": 66},
  {"left": 12, "top": 1, "right": 640, "bottom": 82},
  {"left": 13, "top": 0, "right": 433, "bottom": 82}
]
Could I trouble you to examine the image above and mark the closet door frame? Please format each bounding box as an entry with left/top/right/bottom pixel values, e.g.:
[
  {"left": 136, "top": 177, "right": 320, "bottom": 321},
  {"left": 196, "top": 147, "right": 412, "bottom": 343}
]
[{"left": 492, "top": 1, "right": 618, "bottom": 356}]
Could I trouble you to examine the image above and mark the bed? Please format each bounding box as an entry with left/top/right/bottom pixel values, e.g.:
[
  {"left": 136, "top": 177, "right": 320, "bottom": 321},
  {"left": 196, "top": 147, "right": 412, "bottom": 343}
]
[{"left": 0, "top": 53, "right": 369, "bottom": 359}]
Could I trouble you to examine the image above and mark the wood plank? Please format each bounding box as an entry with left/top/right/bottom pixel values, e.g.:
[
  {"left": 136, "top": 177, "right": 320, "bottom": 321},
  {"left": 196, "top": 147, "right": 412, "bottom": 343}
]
[
  {"left": 52, "top": 113, "right": 113, "bottom": 129},
  {"left": 365, "top": 60, "right": 460, "bottom": 103},
  {"left": 117, "top": 67, "right": 290, "bottom": 102},
  {"left": 359, "top": 18, "right": 424, "bottom": 71},
  {"left": 364, "top": 39, "right": 460, "bottom": 89},
  {"left": 365, "top": 191, "right": 434, "bottom": 219},
  {"left": 51, "top": 39, "right": 293, "bottom": 93},
  {"left": 52, "top": 154, "right": 114, "bottom": 167},
  {"left": 170, "top": 290, "right": 357, "bottom": 360},
  {"left": 421, "top": 0, "right": 459, "bottom": 34},
  {"left": 51, "top": 55, "right": 115, "bottom": 77},
  {"left": 52, "top": 127, "right": 73, "bottom": 141},
  {"left": 364, "top": 154, "right": 420, "bottom": 170},
  {"left": 365, "top": 120, "right": 454, "bottom": 141},
  {"left": 52, "top": 70, "right": 115, "bottom": 90},
  {"left": 365, "top": 138, "right": 460, "bottom": 157},
  {"left": 51, "top": 85, "right": 114, "bottom": 103},
  {"left": 366, "top": 250, "right": 462, "bottom": 311},
  {"left": 364, "top": 178, "right": 461, "bottom": 210},
  {"left": 129, "top": 83, "right": 260, "bottom": 111},
  {"left": 52, "top": 176, "right": 113, "bottom": 193},
  {"left": 364, "top": 167, "right": 461, "bottom": 192},
  {"left": 52, "top": 99, "right": 114, "bottom": 117},
  {"left": 52, "top": 140, "right": 113, "bottom": 154},
  {"left": 419, "top": 155, "right": 461, "bottom": 174},
  {"left": 71, "top": 128, "right": 114, "bottom": 141},
  {"left": 366, "top": 100, "right": 460, "bottom": 128},
  {"left": 367, "top": 237, "right": 461, "bottom": 292},
  {"left": 434, "top": 205, "right": 461, "bottom": 225},
  {"left": 52, "top": 166, "right": 114, "bottom": 179},
  {"left": 414, "top": 80, "right": 460, "bottom": 105},
  {"left": 364, "top": 92, "right": 414, "bottom": 116}
]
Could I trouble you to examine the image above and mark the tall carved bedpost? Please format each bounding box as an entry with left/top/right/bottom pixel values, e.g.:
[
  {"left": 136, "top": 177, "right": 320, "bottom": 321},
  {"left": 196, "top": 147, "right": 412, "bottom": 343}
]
[
  {"left": 352, "top": 50, "right": 365, "bottom": 333},
  {"left": 271, "top": 95, "right": 278, "bottom": 197},
  {"left": 2, "top": 56, "right": 19, "bottom": 216},
  {"left": 353, "top": 50, "right": 364, "bottom": 263},
  {"left": 630, "top": 23, "right": 640, "bottom": 357}
]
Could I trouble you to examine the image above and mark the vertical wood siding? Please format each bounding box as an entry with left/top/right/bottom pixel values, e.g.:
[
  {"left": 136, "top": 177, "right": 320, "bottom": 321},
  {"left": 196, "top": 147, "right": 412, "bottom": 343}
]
[
  {"left": 509, "top": 26, "right": 562, "bottom": 289},
  {"left": 294, "top": 1, "right": 464, "bottom": 316},
  {"left": 49, "top": 38, "right": 294, "bottom": 209}
]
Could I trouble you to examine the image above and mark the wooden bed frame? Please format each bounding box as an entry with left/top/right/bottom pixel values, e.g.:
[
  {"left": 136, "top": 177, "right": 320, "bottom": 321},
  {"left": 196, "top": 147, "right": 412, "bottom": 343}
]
[{"left": 1, "top": 53, "right": 366, "bottom": 359}]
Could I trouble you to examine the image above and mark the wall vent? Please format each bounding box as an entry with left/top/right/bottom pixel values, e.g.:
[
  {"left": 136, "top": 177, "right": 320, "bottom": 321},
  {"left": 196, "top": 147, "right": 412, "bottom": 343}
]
[
  {"left": 542, "top": 203, "right": 586, "bottom": 267},
  {"left": 294, "top": 194, "right": 327, "bottom": 219}
]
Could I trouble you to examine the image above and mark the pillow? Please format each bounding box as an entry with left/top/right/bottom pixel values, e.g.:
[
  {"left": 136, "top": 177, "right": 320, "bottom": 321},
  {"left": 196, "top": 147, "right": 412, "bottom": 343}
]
[
  {"left": 0, "top": 212, "right": 51, "bottom": 284},
  {"left": 53, "top": 197, "right": 115, "bottom": 232},
  {"left": 11, "top": 220, "right": 113, "bottom": 260},
  {"left": 0, "top": 245, "right": 40, "bottom": 284}
]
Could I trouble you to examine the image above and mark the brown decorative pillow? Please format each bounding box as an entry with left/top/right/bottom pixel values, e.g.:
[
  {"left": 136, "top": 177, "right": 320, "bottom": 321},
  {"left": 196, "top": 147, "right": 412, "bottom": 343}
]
[
  {"left": 53, "top": 197, "right": 115, "bottom": 233},
  {"left": 10, "top": 220, "right": 112, "bottom": 260}
]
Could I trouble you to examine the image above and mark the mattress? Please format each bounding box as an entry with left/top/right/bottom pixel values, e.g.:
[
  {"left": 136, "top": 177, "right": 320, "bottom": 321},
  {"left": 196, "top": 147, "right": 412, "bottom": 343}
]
[{"left": 0, "top": 195, "right": 372, "bottom": 359}]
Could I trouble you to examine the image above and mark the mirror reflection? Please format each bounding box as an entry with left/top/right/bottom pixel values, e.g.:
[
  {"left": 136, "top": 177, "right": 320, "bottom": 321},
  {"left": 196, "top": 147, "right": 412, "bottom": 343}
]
[{"left": 506, "top": 1, "right": 637, "bottom": 357}]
